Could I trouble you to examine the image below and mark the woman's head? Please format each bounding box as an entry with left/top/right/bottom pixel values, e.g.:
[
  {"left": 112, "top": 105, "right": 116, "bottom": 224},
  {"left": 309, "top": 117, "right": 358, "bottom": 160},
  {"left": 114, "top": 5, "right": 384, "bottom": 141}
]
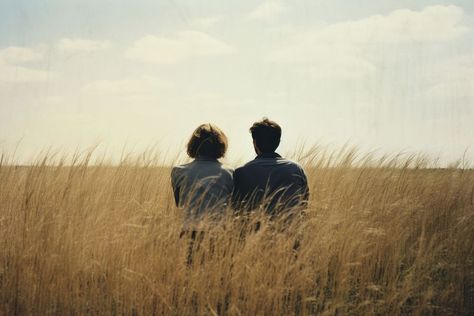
[{"left": 187, "top": 123, "right": 228, "bottom": 159}]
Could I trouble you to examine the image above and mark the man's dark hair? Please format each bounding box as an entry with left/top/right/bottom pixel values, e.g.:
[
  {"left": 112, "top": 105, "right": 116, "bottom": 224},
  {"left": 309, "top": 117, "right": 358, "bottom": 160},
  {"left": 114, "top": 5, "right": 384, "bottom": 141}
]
[
  {"left": 187, "top": 123, "right": 228, "bottom": 159},
  {"left": 250, "top": 118, "right": 281, "bottom": 153}
]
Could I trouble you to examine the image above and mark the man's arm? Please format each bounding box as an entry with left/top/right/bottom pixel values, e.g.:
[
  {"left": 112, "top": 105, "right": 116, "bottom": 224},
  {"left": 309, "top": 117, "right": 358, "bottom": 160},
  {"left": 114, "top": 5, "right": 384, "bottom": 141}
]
[{"left": 299, "top": 167, "right": 310, "bottom": 208}]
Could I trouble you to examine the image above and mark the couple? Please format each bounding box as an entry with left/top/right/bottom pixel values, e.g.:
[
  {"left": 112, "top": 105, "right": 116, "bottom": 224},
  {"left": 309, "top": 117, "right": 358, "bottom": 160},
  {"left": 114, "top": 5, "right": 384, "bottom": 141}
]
[{"left": 171, "top": 118, "right": 309, "bottom": 230}]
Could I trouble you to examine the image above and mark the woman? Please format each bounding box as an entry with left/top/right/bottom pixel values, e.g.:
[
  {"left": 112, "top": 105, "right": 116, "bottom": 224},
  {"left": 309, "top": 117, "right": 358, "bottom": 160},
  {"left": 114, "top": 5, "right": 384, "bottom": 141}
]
[{"left": 171, "top": 123, "right": 233, "bottom": 231}]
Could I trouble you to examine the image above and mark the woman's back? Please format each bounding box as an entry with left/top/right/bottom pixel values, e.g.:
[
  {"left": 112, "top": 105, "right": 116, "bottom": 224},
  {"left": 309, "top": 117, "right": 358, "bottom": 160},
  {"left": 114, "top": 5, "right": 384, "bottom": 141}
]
[{"left": 172, "top": 157, "right": 233, "bottom": 227}]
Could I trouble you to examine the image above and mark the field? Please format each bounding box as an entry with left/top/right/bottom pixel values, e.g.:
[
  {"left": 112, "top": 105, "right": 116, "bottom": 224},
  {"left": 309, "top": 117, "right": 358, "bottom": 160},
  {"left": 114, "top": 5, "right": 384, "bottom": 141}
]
[{"left": 0, "top": 149, "right": 473, "bottom": 315}]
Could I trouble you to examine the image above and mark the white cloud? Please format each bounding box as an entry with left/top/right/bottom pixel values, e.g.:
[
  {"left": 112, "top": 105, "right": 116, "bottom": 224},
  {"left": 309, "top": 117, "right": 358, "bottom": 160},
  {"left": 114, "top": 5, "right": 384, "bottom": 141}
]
[
  {"left": 0, "top": 61, "right": 56, "bottom": 83},
  {"left": 58, "top": 38, "right": 110, "bottom": 53},
  {"left": 268, "top": 38, "right": 376, "bottom": 79},
  {"left": 425, "top": 81, "right": 474, "bottom": 98},
  {"left": 269, "top": 5, "right": 467, "bottom": 63},
  {"left": 267, "top": 5, "right": 468, "bottom": 79},
  {"left": 433, "top": 54, "right": 474, "bottom": 80},
  {"left": 319, "top": 5, "right": 468, "bottom": 44},
  {"left": 191, "top": 16, "right": 221, "bottom": 29},
  {"left": 248, "top": 1, "right": 285, "bottom": 21},
  {"left": 304, "top": 55, "right": 377, "bottom": 80},
  {"left": 83, "top": 76, "right": 170, "bottom": 96},
  {"left": 0, "top": 46, "right": 45, "bottom": 64},
  {"left": 40, "top": 95, "right": 65, "bottom": 106},
  {"left": 0, "top": 45, "right": 55, "bottom": 83},
  {"left": 423, "top": 54, "right": 474, "bottom": 98},
  {"left": 124, "top": 31, "right": 234, "bottom": 64}
]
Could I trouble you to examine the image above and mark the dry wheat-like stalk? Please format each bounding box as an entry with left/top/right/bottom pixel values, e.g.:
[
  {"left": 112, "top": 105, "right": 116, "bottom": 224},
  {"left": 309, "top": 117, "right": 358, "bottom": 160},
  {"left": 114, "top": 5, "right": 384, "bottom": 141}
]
[{"left": 0, "top": 148, "right": 473, "bottom": 315}]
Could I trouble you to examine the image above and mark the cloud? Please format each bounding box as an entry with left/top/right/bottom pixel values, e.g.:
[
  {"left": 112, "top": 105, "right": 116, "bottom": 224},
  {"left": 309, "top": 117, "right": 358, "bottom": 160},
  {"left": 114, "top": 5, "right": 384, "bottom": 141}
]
[
  {"left": 0, "top": 46, "right": 45, "bottom": 64},
  {"left": 0, "top": 45, "right": 55, "bottom": 83},
  {"left": 0, "top": 61, "right": 56, "bottom": 83},
  {"left": 425, "top": 81, "right": 474, "bottom": 99},
  {"left": 248, "top": 1, "right": 285, "bottom": 21},
  {"left": 124, "top": 31, "right": 234, "bottom": 64},
  {"left": 40, "top": 95, "right": 65, "bottom": 106},
  {"left": 266, "top": 5, "right": 469, "bottom": 81},
  {"left": 303, "top": 55, "right": 377, "bottom": 80},
  {"left": 423, "top": 54, "right": 474, "bottom": 98},
  {"left": 269, "top": 5, "right": 468, "bottom": 64},
  {"left": 191, "top": 16, "right": 221, "bottom": 29},
  {"left": 433, "top": 54, "right": 474, "bottom": 80},
  {"left": 321, "top": 5, "right": 468, "bottom": 44},
  {"left": 267, "top": 38, "right": 376, "bottom": 79},
  {"left": 58, "top": 38, "right": 110, "bottom": 53},
  {"left": 83, "top": 76, "right": 170, "bottom": 96}
]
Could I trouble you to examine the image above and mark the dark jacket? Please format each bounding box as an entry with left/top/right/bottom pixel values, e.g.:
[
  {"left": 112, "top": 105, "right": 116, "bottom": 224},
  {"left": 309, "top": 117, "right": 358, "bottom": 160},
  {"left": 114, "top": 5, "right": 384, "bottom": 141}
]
[{"left": 232, "top": 152, "right": 309, "bottom": 214}]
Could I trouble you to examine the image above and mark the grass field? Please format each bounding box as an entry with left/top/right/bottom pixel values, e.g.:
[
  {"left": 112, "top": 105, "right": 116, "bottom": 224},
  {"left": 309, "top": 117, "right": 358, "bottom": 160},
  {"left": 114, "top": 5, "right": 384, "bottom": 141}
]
[{"left": 0, "top": 149, "right": 473, "bottom": 315}]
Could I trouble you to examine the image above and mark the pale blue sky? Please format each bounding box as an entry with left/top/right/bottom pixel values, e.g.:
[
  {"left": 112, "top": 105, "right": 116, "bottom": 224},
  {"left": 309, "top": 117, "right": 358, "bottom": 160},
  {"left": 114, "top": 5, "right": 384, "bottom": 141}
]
[{"left": 0, "top": 0, "right": 473, "bottom": 165}]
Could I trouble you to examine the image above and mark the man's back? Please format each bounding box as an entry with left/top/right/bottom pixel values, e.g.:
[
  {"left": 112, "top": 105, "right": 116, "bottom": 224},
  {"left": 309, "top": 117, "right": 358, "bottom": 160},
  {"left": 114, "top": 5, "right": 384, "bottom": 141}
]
[{"left": 233, "top": 152, "right": 309, "bottom": 214}]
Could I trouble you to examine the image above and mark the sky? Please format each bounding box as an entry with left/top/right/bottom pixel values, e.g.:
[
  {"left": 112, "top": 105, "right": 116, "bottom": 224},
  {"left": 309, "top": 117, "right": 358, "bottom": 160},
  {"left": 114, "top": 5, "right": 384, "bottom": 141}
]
[{"left": 0, "top": 0, "right": 473, "bottom": 165}]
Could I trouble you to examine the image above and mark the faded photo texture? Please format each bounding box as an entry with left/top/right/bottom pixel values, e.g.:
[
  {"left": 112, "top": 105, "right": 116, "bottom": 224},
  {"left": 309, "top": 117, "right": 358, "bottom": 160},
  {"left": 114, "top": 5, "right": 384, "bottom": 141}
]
[{"left": 0, "top": 1, "right": 473, "bottom": 315}]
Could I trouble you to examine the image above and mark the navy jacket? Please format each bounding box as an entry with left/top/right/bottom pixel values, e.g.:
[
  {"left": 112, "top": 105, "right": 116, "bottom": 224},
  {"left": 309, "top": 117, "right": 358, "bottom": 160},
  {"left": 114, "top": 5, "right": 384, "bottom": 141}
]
[{"left": 232, "top": 153, "right": 309, "bottom": 214}]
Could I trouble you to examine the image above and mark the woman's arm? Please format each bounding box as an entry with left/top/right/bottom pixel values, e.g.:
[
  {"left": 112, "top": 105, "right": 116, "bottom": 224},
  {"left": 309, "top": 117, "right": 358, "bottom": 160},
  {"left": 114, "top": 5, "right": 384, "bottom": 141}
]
[{"left": 171, "top": 167, "right": 181, "bottom": 206}]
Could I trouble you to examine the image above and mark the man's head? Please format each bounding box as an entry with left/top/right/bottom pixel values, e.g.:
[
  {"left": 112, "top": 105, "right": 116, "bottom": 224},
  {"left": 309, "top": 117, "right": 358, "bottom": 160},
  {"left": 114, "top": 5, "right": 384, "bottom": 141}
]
[
  {"left": 187, "top": 123, "right": 228, "bottom": 159},
  {"left": 250, "top": 118, "right": 282, "bottom": 154}
]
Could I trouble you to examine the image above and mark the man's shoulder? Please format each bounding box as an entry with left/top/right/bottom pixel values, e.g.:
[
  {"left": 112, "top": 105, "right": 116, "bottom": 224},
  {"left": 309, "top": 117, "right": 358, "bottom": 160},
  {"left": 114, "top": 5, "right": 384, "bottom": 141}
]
[
  {"left": 234, "top": 159, "right": 259, "bottom": 173},
  {"left": 235, "top": 157, "right": 304, "bottom": 173},
  {"left": 233, "top": 165, "right": 243, "bottom": 177},
  {"left": 279, "top": 158, "right": 305, "bottom": 170}
]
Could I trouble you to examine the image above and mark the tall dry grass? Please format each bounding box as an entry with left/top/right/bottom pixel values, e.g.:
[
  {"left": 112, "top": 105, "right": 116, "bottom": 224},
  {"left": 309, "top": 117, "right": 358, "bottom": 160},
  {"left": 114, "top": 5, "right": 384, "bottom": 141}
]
[{"left": 0, "top": 148, "right": 473, "bottom": 315}]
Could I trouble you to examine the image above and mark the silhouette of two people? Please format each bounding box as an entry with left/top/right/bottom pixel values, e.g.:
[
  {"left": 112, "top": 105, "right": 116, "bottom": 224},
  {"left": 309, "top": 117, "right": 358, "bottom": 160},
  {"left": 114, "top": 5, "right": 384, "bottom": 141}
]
[{"left": 171, "top": 118, "right": 309, "bottom": 228}]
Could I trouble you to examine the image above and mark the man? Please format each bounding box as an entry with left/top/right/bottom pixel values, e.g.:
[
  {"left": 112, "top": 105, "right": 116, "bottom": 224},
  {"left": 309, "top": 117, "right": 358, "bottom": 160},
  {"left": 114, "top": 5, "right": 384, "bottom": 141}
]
[{"left": 232, "top": 118, "right": 309, "bottom": 215}]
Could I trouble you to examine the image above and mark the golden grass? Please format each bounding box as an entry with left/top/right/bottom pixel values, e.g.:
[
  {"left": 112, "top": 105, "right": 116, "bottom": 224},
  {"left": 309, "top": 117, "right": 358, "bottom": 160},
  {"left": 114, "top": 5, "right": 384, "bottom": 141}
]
[{"left": 0, "top": 148, "right": 473, "bottom": 315}]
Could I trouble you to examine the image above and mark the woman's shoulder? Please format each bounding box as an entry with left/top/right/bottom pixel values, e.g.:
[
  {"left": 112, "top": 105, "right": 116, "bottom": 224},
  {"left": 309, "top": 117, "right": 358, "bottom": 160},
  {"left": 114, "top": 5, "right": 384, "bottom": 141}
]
[
  {"left": 172, "top": 160, "right": 233, "bottom": 177},
  {"left": 171, "top": 162, "right": 192, "bottom": 178},
  {"left": 171, "top": 164, "right": 183, "bottom": 173}
]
